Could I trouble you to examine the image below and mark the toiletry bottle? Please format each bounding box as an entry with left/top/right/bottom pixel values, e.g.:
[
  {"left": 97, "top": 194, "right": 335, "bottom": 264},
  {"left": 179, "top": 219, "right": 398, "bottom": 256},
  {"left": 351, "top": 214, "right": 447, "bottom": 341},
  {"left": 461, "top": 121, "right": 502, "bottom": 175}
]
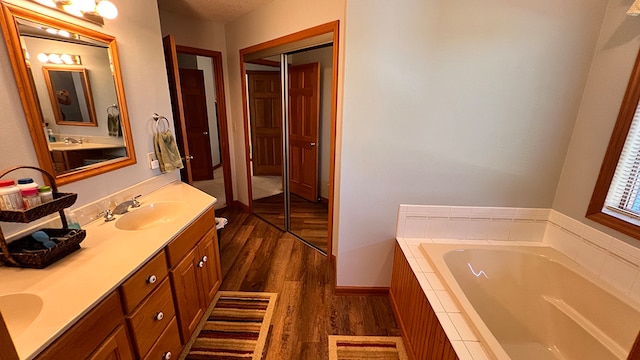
[
  {"left": 21, "top": 188, "right": 41, "bottom": 209},
  {"left": 0, "top": 180, "right": 24, "bottom": 210},
  {"left": 16, "top": 178, "right": 38, "bottom": 191},
  {"left": 38, "top": 186, "right": 54, "bottom": 203},
  {"left": 48, "top": 129, "right": 56, "bottom": 142}
]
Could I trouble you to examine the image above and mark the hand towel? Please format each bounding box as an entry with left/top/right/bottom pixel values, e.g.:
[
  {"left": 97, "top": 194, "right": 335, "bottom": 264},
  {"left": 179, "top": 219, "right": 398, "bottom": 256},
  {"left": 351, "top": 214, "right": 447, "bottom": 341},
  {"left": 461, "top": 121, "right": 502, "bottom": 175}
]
[
  {"left": 154, "top": 130, "right": 184, "bottom": 173},
  {"left": 108, "top": 113, "right": 122, "bottom": 137}
]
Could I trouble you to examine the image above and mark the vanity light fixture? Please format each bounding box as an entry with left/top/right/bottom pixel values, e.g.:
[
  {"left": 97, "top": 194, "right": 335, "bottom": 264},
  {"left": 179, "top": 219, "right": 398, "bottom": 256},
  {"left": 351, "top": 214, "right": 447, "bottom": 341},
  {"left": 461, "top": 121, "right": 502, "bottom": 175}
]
[
  {"left": 36, "top": 52, "right": 81, "bottom": 65},
  {"left": 29, "top": 0, "right": 118, "bottom": 25},
  {"left": 628, "top": 0, "right": 640, "bottom": 16}
]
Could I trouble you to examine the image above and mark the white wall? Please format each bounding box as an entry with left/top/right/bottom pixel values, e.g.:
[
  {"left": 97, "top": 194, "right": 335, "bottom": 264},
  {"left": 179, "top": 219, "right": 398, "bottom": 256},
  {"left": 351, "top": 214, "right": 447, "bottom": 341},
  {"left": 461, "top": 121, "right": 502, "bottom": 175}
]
[
  {"left": 553, "top": 0, "right": 640, "bottom": 247},
  {"left": 224, "top": 0, "right": 346, "bottom": 205},
  {"left": 337, "top": 0, "right": 608, "bottom": 287},
  {"left": 0, "top": 0, "right": 179, "bottom": 236}
]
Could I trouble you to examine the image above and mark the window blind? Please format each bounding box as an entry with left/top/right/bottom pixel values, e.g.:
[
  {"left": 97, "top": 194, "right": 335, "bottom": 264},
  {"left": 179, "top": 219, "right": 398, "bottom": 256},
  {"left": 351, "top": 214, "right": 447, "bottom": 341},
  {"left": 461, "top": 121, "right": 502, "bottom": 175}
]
[{"left": 605, "top": 104, "right": 640, "bottom": 217}]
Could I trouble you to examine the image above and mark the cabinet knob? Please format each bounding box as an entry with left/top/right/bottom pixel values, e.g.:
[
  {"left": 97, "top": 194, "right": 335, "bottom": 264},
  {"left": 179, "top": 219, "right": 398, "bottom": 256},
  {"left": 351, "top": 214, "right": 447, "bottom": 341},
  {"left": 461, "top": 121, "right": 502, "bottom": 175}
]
[
  {"left": 162, "top": 351, "right": 172, "bottom": 360},
  {"left": 198, "top": 260, "right": 205, "bottom": 268},
  {"left": 155, "top": 311, "right": 164, "bottom": 321},
  {"left": 201, "top": 255, "right": 208, "bottom": 263},
  {"left": 147, "top": 275, "right": 157, "bottom": 284}
]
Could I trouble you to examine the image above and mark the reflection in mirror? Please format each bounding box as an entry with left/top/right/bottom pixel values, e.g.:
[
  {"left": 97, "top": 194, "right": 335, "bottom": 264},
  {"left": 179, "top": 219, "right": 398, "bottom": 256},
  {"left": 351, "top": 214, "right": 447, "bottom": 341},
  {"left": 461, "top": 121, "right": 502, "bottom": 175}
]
[
  {"left": 243, "top": 44, "right": 333, "bottom": 255},
  {"left": 246, "top": 56, "right": 286, "bottom": 231},
  {"left": 42, "top": 66, "right": 97, "bottom": 126},
  {"left": 0, "top": 3, "right": 135, "bottom": 185}
]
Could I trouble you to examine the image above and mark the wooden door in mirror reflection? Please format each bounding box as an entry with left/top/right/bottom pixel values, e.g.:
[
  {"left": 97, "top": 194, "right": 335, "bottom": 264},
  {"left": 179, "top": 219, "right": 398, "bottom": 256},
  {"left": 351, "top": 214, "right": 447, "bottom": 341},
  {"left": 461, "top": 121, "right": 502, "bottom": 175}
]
[{"left": 248, "top": 71, "right": 283, "bottom": 177}]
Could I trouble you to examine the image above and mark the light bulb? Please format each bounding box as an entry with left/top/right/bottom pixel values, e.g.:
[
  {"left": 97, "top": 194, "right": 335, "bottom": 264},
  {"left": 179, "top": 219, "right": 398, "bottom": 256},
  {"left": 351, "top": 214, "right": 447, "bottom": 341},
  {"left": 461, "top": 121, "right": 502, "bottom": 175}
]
[
  {"left": 96, "top": 1, "right": 117, "bottom": 19},
  {"left": 37, "top": 53, "right": 49, "bottom": 63},
  {"left": 61, "top": 54, "right": 73, "bottom": 64},
  {"left": 62, "top": 4, "right": 83, "bottom": 17},
  {"left": 48, "top": 53, "right": 62, "bottom": 64},
  {"left": 45, "top": 28, "right": 58, "bottom": 35},
  {"left": 74, "top": 0, "right": 97, "bottom": 13},
  {"left": 57, "top": 30, "right": 70, "bottom": 37}
]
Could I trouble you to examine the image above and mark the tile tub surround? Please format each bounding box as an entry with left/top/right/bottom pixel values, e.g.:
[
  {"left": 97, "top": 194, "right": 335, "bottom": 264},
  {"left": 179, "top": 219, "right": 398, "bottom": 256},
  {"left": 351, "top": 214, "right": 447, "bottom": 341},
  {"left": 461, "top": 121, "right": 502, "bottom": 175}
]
[
  {"left": 0, "top": 181, "right": 216, "bottom": 360},
  {"left": 396, "top": 204, "right": 640, "bottom": 359}
]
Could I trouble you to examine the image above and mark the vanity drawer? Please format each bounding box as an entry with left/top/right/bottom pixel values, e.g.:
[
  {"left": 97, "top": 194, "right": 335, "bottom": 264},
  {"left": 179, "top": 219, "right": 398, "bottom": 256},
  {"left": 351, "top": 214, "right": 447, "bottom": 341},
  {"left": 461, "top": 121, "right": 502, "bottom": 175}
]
[
  {"left": 120, "top": 250, "right": 168, "bottom": 313},
  {"left": 165, "top": 206, "right": 214, "bottom": 267},
  {"left": 142, "top": 317, "right": 182, "bottom": 360},
  {"left": 126, "top": 279, "right": 176, "bottom": 357}
]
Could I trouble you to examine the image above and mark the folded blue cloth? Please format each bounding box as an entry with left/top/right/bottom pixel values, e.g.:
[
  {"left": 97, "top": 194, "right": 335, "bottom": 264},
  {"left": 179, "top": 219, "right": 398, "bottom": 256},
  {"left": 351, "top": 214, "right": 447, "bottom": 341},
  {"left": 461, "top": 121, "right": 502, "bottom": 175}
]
[{"left": 31, "top": 231, "right": 56, "bottom": 249}]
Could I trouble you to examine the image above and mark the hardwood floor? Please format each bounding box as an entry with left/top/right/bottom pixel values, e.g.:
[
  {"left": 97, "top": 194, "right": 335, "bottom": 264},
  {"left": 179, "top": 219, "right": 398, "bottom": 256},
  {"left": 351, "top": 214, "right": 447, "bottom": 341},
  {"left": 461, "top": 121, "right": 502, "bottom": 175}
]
[
  {"left": 215, "top": 206, "right": 400, "bottom": 359},
  {"left": 252, "top": 192, "right": 329, "bottom": 252}
]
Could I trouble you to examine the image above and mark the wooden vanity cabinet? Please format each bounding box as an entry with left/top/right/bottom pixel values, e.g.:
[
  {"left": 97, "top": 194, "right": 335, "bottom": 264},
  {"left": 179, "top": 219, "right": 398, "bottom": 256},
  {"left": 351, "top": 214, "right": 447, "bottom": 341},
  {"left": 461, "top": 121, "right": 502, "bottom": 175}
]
[
  {"left": 166, "top": 207, "right": 221, "bottom": 343},
  {"left": 35, "top": 292, "right": 134, "bottom": 360},
  {"left": 119, "top": 250, "right": 181, "bottom": 360}
]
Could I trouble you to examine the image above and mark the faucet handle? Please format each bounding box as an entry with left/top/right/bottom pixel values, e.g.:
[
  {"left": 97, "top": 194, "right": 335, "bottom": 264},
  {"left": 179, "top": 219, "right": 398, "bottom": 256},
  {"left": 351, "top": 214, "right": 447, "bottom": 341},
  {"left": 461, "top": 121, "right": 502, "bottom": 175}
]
[
  {"left": 132, "top": 194, "right": 142, "bottom": 208},
  {"left": 98, "top": 209, "right": 115, "bottom": 222}
]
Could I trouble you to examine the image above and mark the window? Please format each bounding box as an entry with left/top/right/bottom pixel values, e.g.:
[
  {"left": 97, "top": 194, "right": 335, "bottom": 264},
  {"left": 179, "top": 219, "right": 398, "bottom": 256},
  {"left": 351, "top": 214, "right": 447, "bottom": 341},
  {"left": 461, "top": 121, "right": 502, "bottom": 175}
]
[{"left": 587, "top": 48, "right": 640, "bottom": 238}]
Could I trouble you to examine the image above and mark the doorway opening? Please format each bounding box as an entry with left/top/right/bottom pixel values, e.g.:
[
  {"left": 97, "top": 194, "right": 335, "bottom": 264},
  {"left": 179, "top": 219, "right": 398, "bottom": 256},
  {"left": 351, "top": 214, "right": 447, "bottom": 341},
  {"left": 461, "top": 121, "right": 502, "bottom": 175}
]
[
  {"left": 163, "top": 37, "right": 233, "bottom": 208},
  {"left": 240, "top": 21, "right": 339, "bottom": 256}
]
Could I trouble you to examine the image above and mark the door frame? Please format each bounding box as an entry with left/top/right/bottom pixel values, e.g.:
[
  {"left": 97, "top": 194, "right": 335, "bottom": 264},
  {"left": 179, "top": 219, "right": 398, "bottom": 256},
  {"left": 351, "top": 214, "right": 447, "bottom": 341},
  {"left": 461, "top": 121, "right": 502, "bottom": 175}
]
[
  {"left": 239, "top": 21, "right": 340, "bottom": 259},
  {"left": 164, "top": 38, "right": 234, "bottom": 206}
]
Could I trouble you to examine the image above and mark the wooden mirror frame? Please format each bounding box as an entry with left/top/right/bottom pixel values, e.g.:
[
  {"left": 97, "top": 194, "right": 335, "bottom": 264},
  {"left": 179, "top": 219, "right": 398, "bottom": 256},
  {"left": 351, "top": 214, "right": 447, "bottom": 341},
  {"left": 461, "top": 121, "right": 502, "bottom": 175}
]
[
  {"left": 42, "top": 66, "right": 98, "bottom": 127},
  {"left": 0, "top": 3, "right": 136, "bottom": 186}
]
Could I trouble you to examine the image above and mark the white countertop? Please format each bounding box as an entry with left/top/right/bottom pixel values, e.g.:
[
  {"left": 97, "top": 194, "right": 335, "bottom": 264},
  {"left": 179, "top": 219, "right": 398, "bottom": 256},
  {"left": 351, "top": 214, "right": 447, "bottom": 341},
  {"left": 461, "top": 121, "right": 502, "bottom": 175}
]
[
  {"left": 48, "top": 142, "right": 125, "bottom": 151},
  {"left": 0, "top": 182, "right": 216, "bottom": 360}
]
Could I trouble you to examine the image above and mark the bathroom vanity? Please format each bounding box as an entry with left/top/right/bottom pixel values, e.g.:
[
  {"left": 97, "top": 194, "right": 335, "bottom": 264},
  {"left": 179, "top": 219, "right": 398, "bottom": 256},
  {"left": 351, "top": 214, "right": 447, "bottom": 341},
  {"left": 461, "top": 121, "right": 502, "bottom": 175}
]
[{"left": 0, "top": 181, "right": 221, "bottom": 360}]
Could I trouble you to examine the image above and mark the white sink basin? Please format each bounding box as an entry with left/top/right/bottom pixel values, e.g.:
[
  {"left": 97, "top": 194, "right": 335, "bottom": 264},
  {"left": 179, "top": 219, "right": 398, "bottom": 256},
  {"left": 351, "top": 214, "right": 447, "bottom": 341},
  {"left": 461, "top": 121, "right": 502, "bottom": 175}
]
[
  {"left": 0, "top": 293, "right": 43, "bottom": 337},
  {"left": 115, "top": 202, "right": 187, "bottom": 230}
]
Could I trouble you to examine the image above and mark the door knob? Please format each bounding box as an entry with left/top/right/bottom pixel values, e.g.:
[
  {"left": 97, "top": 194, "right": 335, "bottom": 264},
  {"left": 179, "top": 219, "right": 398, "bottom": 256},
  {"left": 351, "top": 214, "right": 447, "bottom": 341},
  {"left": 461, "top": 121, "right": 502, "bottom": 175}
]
[
  {"left": 310, "top": 142, "right": 316, "bottom": 146},
  {"left": 203, "top": 131, "right": 208, "bottom": 135}
]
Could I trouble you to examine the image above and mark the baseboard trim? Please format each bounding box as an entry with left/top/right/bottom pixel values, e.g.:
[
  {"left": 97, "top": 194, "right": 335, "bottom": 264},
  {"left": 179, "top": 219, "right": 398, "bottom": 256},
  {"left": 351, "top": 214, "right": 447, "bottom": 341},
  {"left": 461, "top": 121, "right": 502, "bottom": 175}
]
[
  {"left": 232, "top": 201, "right": 250, "bottom": 212},
  {"left": 334, "top": 286, "right": 389, "bottom": 296},
  {"left": 320, "top": 196, "right": 329, "bottom": 204}
]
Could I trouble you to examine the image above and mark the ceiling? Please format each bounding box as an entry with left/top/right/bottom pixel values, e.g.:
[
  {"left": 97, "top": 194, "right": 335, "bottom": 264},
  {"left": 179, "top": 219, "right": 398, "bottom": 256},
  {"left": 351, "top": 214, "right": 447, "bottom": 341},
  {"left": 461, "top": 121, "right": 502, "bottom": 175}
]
[{"left": 156, "top": 0, "right": 275, "bottom": 24}]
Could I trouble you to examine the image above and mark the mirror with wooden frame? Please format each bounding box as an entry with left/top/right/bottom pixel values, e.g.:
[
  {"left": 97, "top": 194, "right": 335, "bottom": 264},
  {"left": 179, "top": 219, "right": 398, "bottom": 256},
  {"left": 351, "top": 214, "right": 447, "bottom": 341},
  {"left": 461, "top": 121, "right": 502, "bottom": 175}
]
[
  {"left": 43, "top": 66, "right": 98, "bottom": 126},
  {"left": 0, "top": 3, "right": 136, "bottom": 185}
]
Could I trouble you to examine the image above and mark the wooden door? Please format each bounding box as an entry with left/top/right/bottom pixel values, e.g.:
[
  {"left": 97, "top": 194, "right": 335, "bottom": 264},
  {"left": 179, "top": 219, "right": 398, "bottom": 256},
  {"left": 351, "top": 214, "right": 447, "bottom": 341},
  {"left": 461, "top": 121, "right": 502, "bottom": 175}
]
[
  {"left": 162, "top": 35, "right": 192, "bottom": 184},
  {"left": 198, "top": 230, "right": 222, "bottom": 305},
  {"left": 169, "top": 247, "right": 204, "bottom": 343},
  {"left": 288, "top": 63, "right": 320, "bottom": 202},
  {"left": 248, "top": 71, "right": 283, "bottom": 176},
  {"left": 87, "top": 326, "right": 134, "bottom": 360},
  {"left": 179, "top": 68, "right": 214, "bottom": 181}
]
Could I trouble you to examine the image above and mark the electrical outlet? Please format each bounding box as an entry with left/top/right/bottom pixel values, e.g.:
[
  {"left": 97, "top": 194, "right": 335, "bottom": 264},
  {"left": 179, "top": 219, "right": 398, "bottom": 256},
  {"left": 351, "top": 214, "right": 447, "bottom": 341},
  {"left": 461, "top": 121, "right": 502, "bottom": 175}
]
[{"left": 147, "top": 152, "right": 158, "bottom": 169}]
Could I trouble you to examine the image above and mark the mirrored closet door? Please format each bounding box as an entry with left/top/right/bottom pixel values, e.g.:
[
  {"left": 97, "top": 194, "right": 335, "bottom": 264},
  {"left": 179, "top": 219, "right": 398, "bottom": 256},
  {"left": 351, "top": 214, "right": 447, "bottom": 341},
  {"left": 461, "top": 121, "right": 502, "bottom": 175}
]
[{"left": 243, "top": 31, "right": 336, "bottom": 255}]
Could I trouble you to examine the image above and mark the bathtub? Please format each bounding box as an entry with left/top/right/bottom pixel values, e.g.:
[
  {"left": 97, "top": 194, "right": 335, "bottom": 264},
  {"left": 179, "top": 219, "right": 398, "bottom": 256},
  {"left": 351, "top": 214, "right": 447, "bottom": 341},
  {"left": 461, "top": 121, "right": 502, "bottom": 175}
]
[{"left": 419, "top": 244, "right": 640, "bottom": 360}]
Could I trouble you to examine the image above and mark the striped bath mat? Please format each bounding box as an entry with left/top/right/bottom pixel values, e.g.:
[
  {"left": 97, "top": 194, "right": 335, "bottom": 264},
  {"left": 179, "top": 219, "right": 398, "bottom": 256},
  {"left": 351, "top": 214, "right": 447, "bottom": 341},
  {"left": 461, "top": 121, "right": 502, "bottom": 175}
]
[
  {"left": 181, "top": 291, "right": 277, "bottom": 360},
  {"left": 328, "top": 335, "right": 409, "bottom": 360}
]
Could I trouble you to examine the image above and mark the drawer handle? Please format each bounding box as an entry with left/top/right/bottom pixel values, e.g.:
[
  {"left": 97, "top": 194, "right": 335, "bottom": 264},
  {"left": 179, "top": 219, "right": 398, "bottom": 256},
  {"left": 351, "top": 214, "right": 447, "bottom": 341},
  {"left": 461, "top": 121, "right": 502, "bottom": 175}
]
[
  {"left": 162, "top": 351, "right": 172, "bottom": 360},
  {"left": 155, "top": 311, "right": 164, "bottom": 321},
  {"left": 198, "top": 260, "right": 205, "bottom": 268},
  {"left": 147, "top": 275, "right": 157, "bottom": 284},
  {"left": 201, "top": 255, "right": 208, "bottom": 263}
]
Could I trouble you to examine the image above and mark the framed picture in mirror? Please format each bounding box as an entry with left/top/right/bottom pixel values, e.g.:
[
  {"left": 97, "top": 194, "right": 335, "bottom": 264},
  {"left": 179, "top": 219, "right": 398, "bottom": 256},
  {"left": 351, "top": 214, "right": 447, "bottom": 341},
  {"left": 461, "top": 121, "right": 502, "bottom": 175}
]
[{"left": 42, "top": 66, "right": 98, "bottom": 126}]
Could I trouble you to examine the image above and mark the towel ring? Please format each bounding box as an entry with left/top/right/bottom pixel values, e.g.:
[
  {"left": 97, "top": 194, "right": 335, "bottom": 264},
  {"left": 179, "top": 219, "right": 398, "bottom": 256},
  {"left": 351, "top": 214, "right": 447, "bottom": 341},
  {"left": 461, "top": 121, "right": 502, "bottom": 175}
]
[
  {"left": 152, "top": 113, "right": 171, "bottom": 133},
  {"left": 107, "top": 104, "right": 119, "bottom": 116}
]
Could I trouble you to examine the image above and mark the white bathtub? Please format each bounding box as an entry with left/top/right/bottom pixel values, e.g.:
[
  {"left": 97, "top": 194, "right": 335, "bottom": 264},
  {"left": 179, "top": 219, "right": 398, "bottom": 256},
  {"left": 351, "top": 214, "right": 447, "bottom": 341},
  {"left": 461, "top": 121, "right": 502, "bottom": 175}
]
[{"left": 420, "top": 244, "right": 640, "bottom": 360}]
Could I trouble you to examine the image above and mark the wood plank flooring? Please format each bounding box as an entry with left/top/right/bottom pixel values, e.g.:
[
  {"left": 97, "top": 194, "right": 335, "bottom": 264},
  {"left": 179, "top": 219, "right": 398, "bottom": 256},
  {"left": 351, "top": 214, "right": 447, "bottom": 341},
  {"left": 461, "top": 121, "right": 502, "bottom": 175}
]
[
  {"left": 252, "top": 193, "right": 329, "bottom": 252},
  {"left": 215, "top": 207, "right": 400, "bottom": 359}
]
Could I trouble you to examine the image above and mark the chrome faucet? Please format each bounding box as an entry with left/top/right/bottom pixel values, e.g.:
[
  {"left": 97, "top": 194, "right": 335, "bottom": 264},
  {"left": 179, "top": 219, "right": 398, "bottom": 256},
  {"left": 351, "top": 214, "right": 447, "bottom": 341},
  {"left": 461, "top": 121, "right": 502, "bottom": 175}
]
[
  {"left": 63, "top": 137, "right": 83, "bottom": 144},
  {"left": 112, "top": 195, "right": 142, "bottom": 215},
  {"left": 98, "top": 209, "right": 115, "bottom": 222}
]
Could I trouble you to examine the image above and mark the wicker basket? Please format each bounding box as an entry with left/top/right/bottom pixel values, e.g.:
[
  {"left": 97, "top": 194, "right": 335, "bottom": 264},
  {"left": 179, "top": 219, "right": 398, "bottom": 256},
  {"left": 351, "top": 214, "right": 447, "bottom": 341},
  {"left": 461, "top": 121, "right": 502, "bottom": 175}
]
[
  {"left": 0, "top": 166, "right": 84, "bottom": 268},
  {"left": 0, "top": 228, "right": 86, "bottom": 269}
]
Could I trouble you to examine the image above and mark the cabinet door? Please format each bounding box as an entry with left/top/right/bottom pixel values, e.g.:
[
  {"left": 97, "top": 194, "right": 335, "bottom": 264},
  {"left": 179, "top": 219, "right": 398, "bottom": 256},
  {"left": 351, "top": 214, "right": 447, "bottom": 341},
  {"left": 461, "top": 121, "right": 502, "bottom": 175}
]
[
  {"left": 170, "top": 246, "right": 205, "bottom": 343},
  {"left": 198, "top": 229, "right": 222, "bottom": 305},
  {"left": 87, "top": 325, "right": 134, "bottom": 360}
]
